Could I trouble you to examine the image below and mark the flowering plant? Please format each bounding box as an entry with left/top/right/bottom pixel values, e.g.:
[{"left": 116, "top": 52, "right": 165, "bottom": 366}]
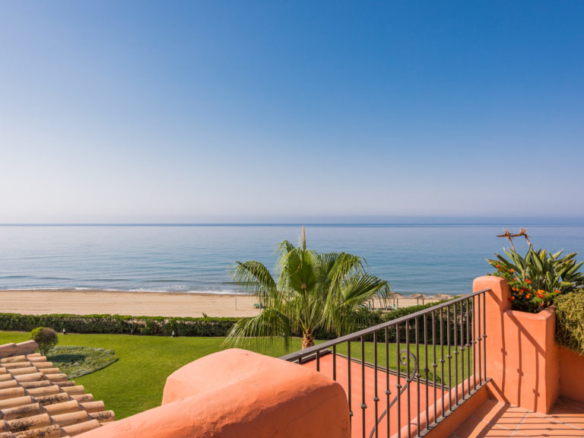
[{"left": 487, "top": 247, "right": 584, "bottom": 313}]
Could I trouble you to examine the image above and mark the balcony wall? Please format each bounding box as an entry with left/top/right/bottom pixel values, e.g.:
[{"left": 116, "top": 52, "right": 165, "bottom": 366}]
[
  {"left": 474, "top": 276, "right": 584, "bottom": 414},
  {"left": 79, "top": 349, "right": 351, "bottom": 438}
]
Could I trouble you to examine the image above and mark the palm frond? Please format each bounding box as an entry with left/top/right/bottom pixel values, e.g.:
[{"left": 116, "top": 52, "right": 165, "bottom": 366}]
[
  {"left": 278, "top": 248, "right": 317, "bottom": 294},
  {"left": 340, "top": 274, "right": 389, "bottom": 305},
  {"left": 326, "top": 252, "right": 367, "bottom": 292},
  {"left": 221, "top": 308, "right": 292, "bottom": 350},
  {"left": 230, "top": 261, "right": 278, "bottom": 306}
]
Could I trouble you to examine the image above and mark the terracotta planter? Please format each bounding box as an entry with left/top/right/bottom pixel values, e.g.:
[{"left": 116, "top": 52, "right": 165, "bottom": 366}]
[{"left": 474, "top": 276, "right": 559, "bottom": 414}]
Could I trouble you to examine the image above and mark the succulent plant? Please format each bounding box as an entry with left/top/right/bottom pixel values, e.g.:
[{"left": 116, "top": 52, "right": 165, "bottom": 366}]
[{"left": 487, "top": 247, "right": 584, "bottom": 312}]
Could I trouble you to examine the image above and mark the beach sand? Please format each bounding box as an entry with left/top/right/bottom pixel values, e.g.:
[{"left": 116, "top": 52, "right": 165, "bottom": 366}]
[{"left": 0, "top": 290, "right": 441, "bottom": 318}]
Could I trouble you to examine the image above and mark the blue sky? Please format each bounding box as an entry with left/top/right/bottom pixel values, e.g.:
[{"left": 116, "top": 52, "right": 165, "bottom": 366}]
[{"left": 1, "top": 1, "right": 583, "bottom": 223}]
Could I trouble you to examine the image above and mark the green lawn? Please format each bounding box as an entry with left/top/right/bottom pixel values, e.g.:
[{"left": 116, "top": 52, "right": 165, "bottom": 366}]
[
  {"left": 333, "top": 340, "right": 475, "bottom": 387},
  {"left": 0, "top": 332, "right": 475, "bottom": 420},
  {"left": 0, "top": 331, "right": 303, "bottom": 419}
]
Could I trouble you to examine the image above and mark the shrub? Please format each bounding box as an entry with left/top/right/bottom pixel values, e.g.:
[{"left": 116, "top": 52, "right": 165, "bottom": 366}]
[
  {"left": 0, "top": 313, "right": 240, "bottom": 337},
  {"left": 30, "top": 327, "right": 59, "bottom": 356},
  {"left": 487, "top": 248, "right": 584, "bottom": 313},
  {"left": 555, "top": 289, "right": 584, "bottom": 356},
  {"left": 312, "top": 299, "right": 458, "bottom": 343},
  {"left": 0, "top": 300, "right": 454, "bottom": 341}
]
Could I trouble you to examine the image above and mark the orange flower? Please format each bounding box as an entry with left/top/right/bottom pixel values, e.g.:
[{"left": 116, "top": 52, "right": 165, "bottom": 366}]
[
  {"left": 526, "top": 294, "right": 531, "bottom": 299},
  {"left": 540, "top": 302, "right": 544, "bottom": 307},
  {"left": 555, "top": 289, "right": 560, "bottom": 294},
  {"left": 509, "top": 269, "right": 515, "bottom": 273}
]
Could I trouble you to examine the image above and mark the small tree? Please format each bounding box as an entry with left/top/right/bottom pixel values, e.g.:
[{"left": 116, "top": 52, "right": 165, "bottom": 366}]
[
  {"left": 30, "top": 327, "right": 59, "bottom": 356},
  {"left": 223, "top": 227, "right": 391, "bottom": 350}
]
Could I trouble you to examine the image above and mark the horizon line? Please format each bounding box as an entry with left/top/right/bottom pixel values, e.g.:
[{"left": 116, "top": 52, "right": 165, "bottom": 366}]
[{"left": 1, "top": 221, "right": 584, "bottom": 227}]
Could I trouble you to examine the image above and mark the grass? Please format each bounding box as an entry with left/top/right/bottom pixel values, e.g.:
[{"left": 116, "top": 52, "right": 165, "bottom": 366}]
[
  {"left": 0, "top": 331, "right": 302, "bottom": 419},
  {"left": 0, "top": 332, "right": 475, "bottom": 420},
  {"left": 331, "top": 340, "right": 475, "bottom": 386}
]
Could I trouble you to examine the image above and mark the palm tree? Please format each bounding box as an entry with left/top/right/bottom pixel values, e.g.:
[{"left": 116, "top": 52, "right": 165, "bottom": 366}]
[{"left": 223, "top": 227, "right": 391, "bottom": 350}]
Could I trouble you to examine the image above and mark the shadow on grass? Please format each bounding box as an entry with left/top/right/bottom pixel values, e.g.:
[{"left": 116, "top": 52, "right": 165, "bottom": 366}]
[{"left": 48, "top": 345, "right": 119, "bottom": 379}]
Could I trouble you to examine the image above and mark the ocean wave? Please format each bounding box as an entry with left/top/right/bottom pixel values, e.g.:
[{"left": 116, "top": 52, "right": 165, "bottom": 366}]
[{"left": 1, "top": 286, "right": 250, "bottom": 295}]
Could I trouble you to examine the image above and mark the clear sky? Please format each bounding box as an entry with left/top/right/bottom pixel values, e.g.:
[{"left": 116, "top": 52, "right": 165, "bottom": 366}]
[{"left": 1, "top": 1, "right": 583, "bottom": 223}]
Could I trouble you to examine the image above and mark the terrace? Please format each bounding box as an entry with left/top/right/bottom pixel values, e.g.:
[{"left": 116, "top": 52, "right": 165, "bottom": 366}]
[{"left": 2, "top": 275, "right": 583, "bottom": 438}]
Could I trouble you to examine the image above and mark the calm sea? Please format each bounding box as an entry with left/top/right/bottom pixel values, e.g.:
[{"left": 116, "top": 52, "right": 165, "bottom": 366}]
[{"left": 1, "top": 224, "right": 583, "bottom": 296}]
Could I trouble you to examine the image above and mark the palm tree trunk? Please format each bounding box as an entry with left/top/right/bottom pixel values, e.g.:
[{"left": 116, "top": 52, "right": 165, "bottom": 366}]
[{"left": 302, "top": 331, "right": 314, "bottom": 349}]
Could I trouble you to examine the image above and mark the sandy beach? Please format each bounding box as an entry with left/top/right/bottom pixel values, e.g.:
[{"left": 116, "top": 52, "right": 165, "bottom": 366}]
[{"left": 0, "top": 290, "right": 441, "bottom": 318}]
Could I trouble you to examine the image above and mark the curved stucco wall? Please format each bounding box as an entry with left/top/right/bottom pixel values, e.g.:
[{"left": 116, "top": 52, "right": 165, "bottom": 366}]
[{"left": 80, "top": 349, "right": 350, "bottom": 438}]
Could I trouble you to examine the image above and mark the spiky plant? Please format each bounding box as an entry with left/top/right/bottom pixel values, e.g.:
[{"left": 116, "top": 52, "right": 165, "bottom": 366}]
[
  {"left": 487, "top": 247, "right": 584, "bottom": 312},
  {"left": 223, "top": 227, "right": 391, "bottom": 349}
]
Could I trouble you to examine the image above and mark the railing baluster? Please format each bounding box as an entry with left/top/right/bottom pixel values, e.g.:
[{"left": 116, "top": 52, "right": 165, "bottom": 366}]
[
  {"left": 396, "top": 323, "right": 401, "bottom": 438},
  {"left": 474, "top": 295, "right": 478, "bottom": 388},
  {"left": 333, "top": 344, "right": 337, "bottom": 381},
  {"left": 348, "top": 340, "right": 353, "bottom": 425},
  {"left": 424, "top": 314, "right": 429, "bottom": 429},
  {"left": 373, "top": 332, "right": 379, "bottom": 438},
  {"left": 467, "top": 297, "right": 473, "bottom": 392},
  {"left": 432, "top": 310, "right": 437, "bottom": 424},
  {"left": 416, "top": 317, "right": 420, "bottom": 435},
  {"left": 385, "top": 327, "right": 390, "bottom": 437},
  {"left": 477, "top": 294, "right": 482, "bottom": 385},
  {"left": 460, "top": 301, "right": 465, "bottom": 400},
  {"left": 440, "top": 307, "right": 445, "bottom": 417},
  {"left": 483, "top": 292, "right": 487, "bottom": 382},
  {"left": 316, "top": 349, "right": 320, "bottom": 372},
  {"left": 362, "top": 336, "right": 366, "bottom": 438},
  {"left": 453, "top": 303, "right": 458, "bottom": 406},
  {"left": 406, "top": 320, "right": 411, "bottom": 438}
]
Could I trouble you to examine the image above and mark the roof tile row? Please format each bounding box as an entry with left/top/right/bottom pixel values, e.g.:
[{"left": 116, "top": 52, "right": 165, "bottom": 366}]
[{"left": 0, "top": 342, "right": 114, "bottom": 438}]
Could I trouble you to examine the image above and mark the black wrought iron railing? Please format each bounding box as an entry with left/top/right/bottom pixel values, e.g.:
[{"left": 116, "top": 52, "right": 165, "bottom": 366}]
[{"left": 280, "top": 289, "right": 489, "bottom": 438}]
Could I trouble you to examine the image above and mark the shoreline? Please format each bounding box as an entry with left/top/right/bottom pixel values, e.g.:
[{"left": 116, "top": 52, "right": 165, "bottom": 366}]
[{"left": 0, "top": 290, "right": 442, "bottom": 318}]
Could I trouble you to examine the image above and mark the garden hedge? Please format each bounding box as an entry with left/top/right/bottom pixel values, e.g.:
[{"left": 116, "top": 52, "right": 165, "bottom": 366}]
[
  {"left": 0, "top": 299, "right": 454, "bottom": 339},
  {"left": 555, "top": 289, "right": 584, "bottom": 355},
  {"left": 0, "top": 313, "right": 239, "bottom": 337}
]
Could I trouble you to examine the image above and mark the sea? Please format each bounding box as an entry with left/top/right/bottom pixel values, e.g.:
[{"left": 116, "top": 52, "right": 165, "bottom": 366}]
[{"left": 1, "top": 223, "right": 584, "bottom": 297}]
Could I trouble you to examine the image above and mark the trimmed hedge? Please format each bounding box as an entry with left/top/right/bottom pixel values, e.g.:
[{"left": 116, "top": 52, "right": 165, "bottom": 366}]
[
  {"left": 555, "top": 289, "right": 584, "bottom": 356},
  {"left": 0, "top": 313, "right": 239, "bottom": 337},
  {"left": 0, "top": 299, "right": 456, "bottom": 340},
  {"left": 314, "top": 299, "right": 460, "bottom": 343}
]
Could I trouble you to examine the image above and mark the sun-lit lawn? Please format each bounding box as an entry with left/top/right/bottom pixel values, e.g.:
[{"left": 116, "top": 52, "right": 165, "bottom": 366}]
[
  {"left": 1, "top": 331, "right": 474, "bottom": 420},
  {"left": 332, "top": 340, "right": 475, "bottom": 387},
  {"left": 0, "top": 331, "right": 303, "bottom": 419}
]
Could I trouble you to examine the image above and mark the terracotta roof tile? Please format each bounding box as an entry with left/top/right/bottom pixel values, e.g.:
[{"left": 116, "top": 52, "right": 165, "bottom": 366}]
[{"left": 0, "top": 342, "right": 114, "bottom": 437}]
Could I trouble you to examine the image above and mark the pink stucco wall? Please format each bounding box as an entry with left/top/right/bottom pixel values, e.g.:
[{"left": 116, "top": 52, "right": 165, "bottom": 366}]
[
  {"left": 79, "top": 349, "right": 350, "bottom": 438},
  {"left": 474, "top": 276, "right": 560, "bottom": 414}
]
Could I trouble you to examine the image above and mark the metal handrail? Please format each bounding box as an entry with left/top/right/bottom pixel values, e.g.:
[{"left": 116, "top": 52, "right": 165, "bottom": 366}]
[
  {"left": 280, "top": 288, "right": 491, "bottom": 438},
  {"left": 280, "top": 289, "right": 489, "bottom": 362}
]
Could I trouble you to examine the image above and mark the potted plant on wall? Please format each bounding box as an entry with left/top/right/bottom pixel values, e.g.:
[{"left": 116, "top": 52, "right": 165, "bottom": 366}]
[
  {"left": 487, "top": 229, "right": 584, "bottom": 313},
  {"left": 480, "top": 228, "right": 584, "bottom": 411}
]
